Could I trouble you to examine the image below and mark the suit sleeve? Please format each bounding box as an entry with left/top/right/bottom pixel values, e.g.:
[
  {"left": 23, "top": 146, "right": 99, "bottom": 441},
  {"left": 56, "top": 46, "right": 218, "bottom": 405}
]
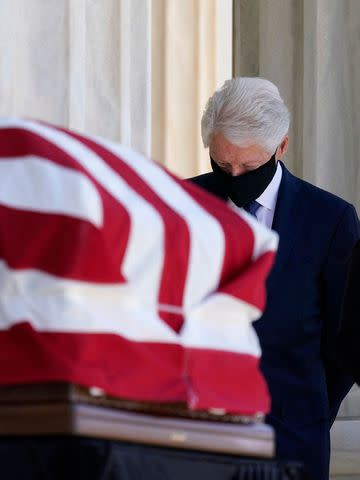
[
  {"left": 321, "top": 204, "right": 360, "bottom": 425},
  {"left": 337, "top": 240, "right": 360, "bottom": 384}
]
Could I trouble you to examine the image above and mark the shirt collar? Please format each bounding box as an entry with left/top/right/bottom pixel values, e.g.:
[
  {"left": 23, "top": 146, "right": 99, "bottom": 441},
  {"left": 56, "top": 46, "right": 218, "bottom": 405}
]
[{"left": 256, "top": 161, "right": 282, "bottom": 211}]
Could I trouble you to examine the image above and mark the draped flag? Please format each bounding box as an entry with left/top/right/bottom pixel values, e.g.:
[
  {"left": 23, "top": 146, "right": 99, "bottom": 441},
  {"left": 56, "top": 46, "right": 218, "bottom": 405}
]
[{"left": 0, "top": 118, "right": 278, "bottom": 416}]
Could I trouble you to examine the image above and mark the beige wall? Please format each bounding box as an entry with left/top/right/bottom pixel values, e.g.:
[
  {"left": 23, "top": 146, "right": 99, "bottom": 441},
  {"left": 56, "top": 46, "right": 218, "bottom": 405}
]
[{"left": 233, "top": 1, "right": 360, "bottom": 478}]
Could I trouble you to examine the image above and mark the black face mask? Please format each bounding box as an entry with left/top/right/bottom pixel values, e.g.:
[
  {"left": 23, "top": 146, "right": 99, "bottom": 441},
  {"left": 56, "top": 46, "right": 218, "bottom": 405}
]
[{"left": 210, "top": 152, "right": 277, "bottom": 207}]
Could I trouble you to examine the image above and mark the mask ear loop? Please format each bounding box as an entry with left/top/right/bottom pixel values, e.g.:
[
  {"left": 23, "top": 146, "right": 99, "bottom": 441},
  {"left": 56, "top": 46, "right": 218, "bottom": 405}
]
[{"left": 273, "top": 147, "right": 278, "bottom": 162}]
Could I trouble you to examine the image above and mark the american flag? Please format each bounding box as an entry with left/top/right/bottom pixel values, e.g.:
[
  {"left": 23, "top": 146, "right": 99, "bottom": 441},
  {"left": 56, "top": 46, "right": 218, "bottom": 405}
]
[{"left": 0, "top": 118, "right": 278, "bottom": 416}]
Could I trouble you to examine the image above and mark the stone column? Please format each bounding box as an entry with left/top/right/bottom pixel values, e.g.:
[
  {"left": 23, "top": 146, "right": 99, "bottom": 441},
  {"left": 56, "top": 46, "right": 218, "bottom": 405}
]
[
  {"left": 0, "top": 0, "right": 152, "bottom": 155},
  {"left": 302, "top": 0, "right": 360, "bottom": 206},
  {"left": 70, "top": 0, "right": 154, "bottom": 156},
  {"left": 0, "top": 0, "right": 70, "bottom": 125},
  {"left": 151, "top": 0, "right": 233, "bottom": 176}
]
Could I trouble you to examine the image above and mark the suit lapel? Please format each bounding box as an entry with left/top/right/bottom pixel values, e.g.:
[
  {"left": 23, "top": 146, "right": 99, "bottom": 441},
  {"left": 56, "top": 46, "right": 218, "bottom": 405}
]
[{"left": 270, "top": 163, "right": 306, "bottom": 275}]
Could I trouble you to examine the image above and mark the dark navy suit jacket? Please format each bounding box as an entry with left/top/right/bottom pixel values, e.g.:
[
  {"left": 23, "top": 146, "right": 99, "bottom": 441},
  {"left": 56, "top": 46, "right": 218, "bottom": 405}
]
[{"left": 189, "top": 163, "right": 360, "bottom": 480}]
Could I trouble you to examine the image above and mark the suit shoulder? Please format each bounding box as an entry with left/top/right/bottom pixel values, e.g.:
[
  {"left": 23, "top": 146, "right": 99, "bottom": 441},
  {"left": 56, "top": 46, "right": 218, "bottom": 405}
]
[
  {"left": 290, "top": 171, "right": 354, "bottom": 217},
  {"left": 187, "top": 172, "right": 214, "bottom": 187}
]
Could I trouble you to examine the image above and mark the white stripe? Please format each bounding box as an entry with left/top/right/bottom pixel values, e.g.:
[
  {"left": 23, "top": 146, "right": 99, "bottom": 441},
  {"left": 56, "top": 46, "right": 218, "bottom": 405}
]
[
  {"left": 0, "top": 156, "right": 103, "bottom": 227},
  {"left": 0, "top": 261, "right": 260, "bottom": 357},
  {"left": 90, "top": 139, "right": 225, "bottom": 309},
  {"left": 181, "top": 293, "right": 261, "bottom": 357},
  {"left": 0, "top": 119, "right": 164, "bottom": 310},
  {"left": 0, "top": 261, "right": 178, "bottom": 343}
]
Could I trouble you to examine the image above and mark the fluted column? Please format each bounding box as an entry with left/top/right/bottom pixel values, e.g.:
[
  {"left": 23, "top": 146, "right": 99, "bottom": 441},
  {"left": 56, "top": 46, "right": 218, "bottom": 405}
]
[
  {"left": 0, "top": 0, "right": 70, "bottom": 124},
  {"left": 151, "top": 0, "right": 233, "bottom": 176},
  {"left": 302, "top": 0, "right": 360, "bottom": 206}
]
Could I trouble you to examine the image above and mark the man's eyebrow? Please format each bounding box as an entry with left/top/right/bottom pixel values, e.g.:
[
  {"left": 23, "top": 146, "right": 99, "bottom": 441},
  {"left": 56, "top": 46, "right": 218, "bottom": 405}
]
[
  {"left": 241, "top": 160, "right": 260, "bottom": 166},
  {"left": 216, "top": 160, "right": 231, "bottom": 166}
]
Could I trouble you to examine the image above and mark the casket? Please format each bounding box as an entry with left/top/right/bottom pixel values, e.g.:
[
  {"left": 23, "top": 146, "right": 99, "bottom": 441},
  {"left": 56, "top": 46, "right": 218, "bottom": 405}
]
[{"left": 0, "top": 119, "right": 305, "bottom": 479}]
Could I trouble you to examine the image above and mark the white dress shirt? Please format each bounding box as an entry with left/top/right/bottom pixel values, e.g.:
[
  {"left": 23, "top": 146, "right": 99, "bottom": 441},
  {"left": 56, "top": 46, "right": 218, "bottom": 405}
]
[{"left": 228, "top": 161, "right": 283, "bottom": 229}]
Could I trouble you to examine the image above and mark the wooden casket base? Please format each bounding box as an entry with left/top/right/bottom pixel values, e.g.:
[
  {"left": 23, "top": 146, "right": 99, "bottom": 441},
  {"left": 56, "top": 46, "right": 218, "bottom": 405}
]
[{"left": 0, "top": 383, "right": 274, "bottom": 458}]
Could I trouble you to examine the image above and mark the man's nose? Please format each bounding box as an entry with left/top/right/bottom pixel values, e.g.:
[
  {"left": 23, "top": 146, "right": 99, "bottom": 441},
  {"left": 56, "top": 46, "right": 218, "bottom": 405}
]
[{"left": 230, "top": 165, "right": 246, "bottom": 176}]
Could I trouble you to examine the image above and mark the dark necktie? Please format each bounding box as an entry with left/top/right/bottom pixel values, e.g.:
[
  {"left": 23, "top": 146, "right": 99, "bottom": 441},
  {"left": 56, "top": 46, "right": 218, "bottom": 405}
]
[{"left": 243, "top": 200, "right": 261, "bottom": 218}]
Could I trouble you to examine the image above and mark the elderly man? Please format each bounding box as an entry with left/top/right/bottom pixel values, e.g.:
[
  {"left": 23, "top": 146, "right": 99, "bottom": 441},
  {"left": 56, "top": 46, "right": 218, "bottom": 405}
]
[{"left": 189, "top": 77, "right": 360, "bottom": 480}]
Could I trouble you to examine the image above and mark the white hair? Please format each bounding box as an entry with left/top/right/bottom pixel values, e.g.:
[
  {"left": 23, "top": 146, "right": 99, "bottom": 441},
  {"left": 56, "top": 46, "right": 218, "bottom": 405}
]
[{"left": 201, "top": 77, "right": 290, "bottom": 153}]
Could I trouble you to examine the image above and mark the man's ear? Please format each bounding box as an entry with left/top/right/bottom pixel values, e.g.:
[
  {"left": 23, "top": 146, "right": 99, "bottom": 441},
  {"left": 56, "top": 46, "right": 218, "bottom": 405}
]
[{"left": 276, "top": 135, "right": 289, "bottom": 160}]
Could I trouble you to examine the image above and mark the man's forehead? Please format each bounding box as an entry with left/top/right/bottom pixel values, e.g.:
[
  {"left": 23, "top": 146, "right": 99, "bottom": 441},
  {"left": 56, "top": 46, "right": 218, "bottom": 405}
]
[{"left": 210, "top": 134, "right": 267, "bottom": 163}]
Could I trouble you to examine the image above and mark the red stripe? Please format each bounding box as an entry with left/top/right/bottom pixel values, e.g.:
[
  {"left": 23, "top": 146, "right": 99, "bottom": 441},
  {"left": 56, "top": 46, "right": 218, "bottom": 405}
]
[
  {"left": 0, "top": 205, "right": 128, "bottom": 283},
  {"left": 219, "top": 251, "right": 276, "bottom": 311},
  {"left": 187, "top": 347, "right": 270, "bottom": 415},
  {"left": 0, "top": 322, "right": 269, "bottom": 414},
  {"left": 0, "top": 322, "right": 186, "bottom": 402},
  {"left": 0, "top": 128, "right": 84, "bottom": 170}
]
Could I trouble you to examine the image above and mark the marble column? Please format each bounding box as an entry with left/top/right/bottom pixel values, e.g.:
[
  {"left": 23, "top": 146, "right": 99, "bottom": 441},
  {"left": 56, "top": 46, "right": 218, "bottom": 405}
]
[
  {"left": 0, "top": 0, "right": 153, "bottom": 156},
  {"left": 151, "top": 0, "right": 233, "bottom": 176},
  {"left": 0, "top": 0, "right": 70, "bottom": 125},
  {"left": 302, "top": 0, "right": 360, "bottom": 207}
]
